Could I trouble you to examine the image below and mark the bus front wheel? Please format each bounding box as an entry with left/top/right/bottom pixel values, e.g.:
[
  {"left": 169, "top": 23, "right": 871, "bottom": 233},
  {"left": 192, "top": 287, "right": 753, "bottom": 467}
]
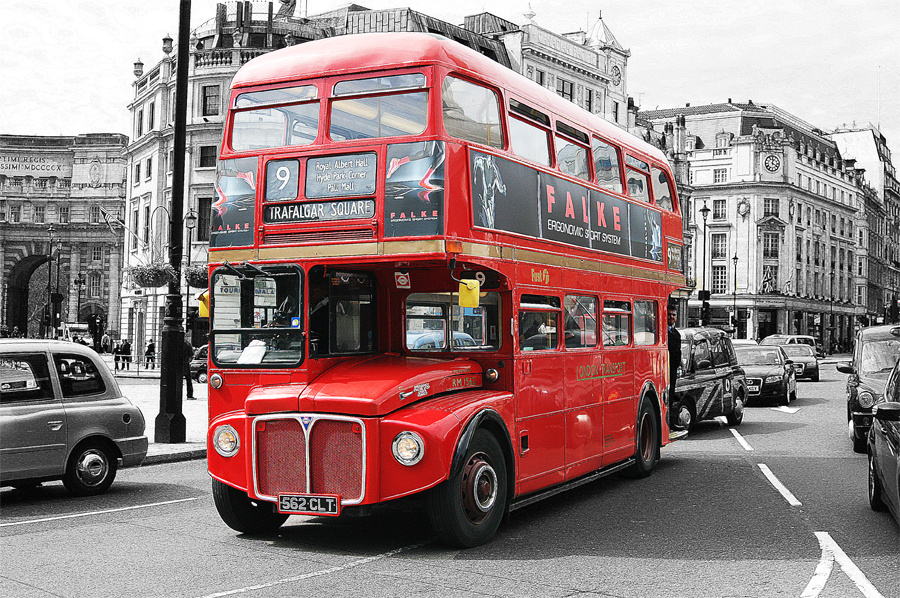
[
  {"left": 212, "top": 479, "right": 288, "bottom": 535},
  {"left": 624, "top": 397, "right": 660, "bottom": 478},
  {"left": 427, "top": 429, "right": 508, "bottom": 548}
]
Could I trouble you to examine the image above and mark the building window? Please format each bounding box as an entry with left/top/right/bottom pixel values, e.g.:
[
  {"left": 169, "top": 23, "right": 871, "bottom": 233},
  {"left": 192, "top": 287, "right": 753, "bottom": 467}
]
[
  {"left": 764, "top": 198, "right": 779, "bottom": 217},
  {"left": 145, "top": 157, "right": 152, "bottom": 180},
  {"left": 585, "top": 89, "right": 593, "bottom": 113},
  {"left": 712, "top": 198, "right": 726, "bottom": 220},
  {"left": 34, "top": 205, "right": 45, "bottom": 223},
  {"left": 89, "top": 273, "right": 101, "bottom": 298},
  {"left": 197, "top": 197, "right": 211, "bottom": 242},
  {"left": 148, "top": 101, "right": 155, "bottom": 131},
  {"left": 796, "top": 236, "right": 802, "bottom": 262},
  {"left": 763, "top": 232, "right": 779, "bottom": 258},
  {"left": 711, "top": 233, "right": 727, "bottom": 259},
  {"left": 92, "top": 245, "right": 103, "bottom": 262},
  {"left": 133, "top": 164, "right": 140, "bottom": 185},
  {"left": 611, "top": 100, "right": 619, "bottom": 123},
  {"left": 556, "top": 78, "right": 573, "bottom": 101},
  {"left": 131, "top": 208, "right": 139, "bottom": 251},
  {"left": 202, "top": 85, "right": 220, "bottom": 116},
  {"left": 711, "top": 265, "right": 727, "bottom": 294},
  {"left": 762, "top": 265, "right": 778, "bottom": 293},
  {"left": 199, "top": 146, "right": 217, "bottom": 168},
  {"left": 58, "top": 205, "right": 69, "bottom": 223},
  {"left": 34, "top": 179, "right": 47, "bottom": 189},
  {"left": 9, "top": 205, "right": 21, "bottom": 223},
  {"left": 713, "top": 168, "right": 727, "bottom": 183},
  {"left": 136, "top": 108, "right": 144, "bottom": 138},
  {"left": 89, "top": 205, "right": 101, "bottom": 224},
  {"left": 535, "top": 69, "right": 545, "bottom": 86},
  {"left": 143, "top": 205, "right": 150, "bottom": 245}
]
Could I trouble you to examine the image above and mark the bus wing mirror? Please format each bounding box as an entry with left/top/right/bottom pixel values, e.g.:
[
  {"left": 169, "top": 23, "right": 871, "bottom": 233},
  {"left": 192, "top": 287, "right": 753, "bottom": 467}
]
[{"left": 458, "top": 279, "right": 480, "bottom": 308}]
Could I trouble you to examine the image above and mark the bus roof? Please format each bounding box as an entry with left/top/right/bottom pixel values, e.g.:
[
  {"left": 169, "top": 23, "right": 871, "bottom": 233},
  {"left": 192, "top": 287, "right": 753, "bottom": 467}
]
[{"left": 232, "top": 32, "right": 670, "bottom": 166}]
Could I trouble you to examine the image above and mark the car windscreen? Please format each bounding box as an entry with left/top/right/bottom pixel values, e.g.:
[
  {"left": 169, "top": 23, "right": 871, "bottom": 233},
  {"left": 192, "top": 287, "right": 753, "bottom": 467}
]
[
  {"left": 736, "top": 347, "right": 782, "bottom": 365},
  {"left": 859, "top": 339, "right": 900, "bottom": 377},
  {"left": 781, "top": 345, "right": 814, "bottom": 357}
]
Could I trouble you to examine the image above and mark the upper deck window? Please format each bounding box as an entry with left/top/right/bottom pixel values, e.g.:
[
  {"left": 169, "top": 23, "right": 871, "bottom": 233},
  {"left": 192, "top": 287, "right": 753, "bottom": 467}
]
[
  {"left": 231, "top": 85, "right": 319, "bottom": 152},
  {"left": 625, "top": 154, "right": 650, "bottom": 203},
  {"left": 592, "top": 137, "right": 623, "bottom": 193},
  {"left": 508, "top": 117, "right": 550, "bottom": 167},
  {"left": 555, "top": 123, "right": 590, "bottom": 181},
  {"left": 651, "top": 166, "right": 675, "bottom": 211},
  {"left": 442, "top": 76, "right": 503, "bottom": 148},
  {"left": 330, "top": 76, "right": 428, "bottom": 141}
]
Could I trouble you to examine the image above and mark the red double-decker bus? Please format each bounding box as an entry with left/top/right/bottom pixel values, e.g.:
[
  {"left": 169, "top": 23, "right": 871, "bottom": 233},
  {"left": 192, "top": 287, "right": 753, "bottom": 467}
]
[{"left": 206, "top": 32, "right": 685, "bottom": 547}]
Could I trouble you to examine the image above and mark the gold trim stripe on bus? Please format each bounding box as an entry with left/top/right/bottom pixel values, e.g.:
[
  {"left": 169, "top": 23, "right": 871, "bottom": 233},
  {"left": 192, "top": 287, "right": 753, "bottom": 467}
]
[{"left": 210, "top": 240, "right": 685, "bottom": 286}]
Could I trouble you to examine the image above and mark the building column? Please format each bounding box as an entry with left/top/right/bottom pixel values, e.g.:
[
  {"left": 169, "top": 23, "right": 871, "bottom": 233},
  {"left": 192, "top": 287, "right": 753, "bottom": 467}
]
[
  {"left": 68, "top": 244, "right": 80, "bottom": 322},
  {"left": 0, "top": 242, "right": 6, "bottom": 327},
  {"left": 109, "top": 243, "right": 122, "bottom": 336}
]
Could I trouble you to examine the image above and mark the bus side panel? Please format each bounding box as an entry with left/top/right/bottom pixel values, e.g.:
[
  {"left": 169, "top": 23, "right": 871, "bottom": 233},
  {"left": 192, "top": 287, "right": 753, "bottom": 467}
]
[
  {"left": 601, "top": 348, "right": 636, "bottom": 465},
  {"left": 564, "top": 351, "right": 605, "bottom": 480},
  {"left": 515, "top": 355, "right": 566, "bottom": 493}
]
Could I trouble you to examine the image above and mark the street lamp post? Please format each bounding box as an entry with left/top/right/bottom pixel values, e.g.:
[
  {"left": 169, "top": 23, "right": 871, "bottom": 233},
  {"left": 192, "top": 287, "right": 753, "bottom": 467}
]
[
  {"left": 184, "top": 210, "right": 198, "bottom": 334},
  {"left": 732, "top": 254, "right": 739, "bottom": 337},
  {"left": 44, "top": 225, "right": 54, "bottom": 338},
  {"left": 699, "top": 201, "right": 711, "bottom": 325},
  {"left": 74, "top": 273, "right": 86, "bottom": 324}
]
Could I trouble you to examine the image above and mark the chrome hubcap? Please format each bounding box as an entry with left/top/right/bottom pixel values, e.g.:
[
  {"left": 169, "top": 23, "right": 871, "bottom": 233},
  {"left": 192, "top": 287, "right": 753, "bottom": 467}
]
[
  {"left": 461, "top": 454, "right": 497, "bottom": 522},
  {"left": 76, "top": 450, "right": 108, "bottom": 486}
]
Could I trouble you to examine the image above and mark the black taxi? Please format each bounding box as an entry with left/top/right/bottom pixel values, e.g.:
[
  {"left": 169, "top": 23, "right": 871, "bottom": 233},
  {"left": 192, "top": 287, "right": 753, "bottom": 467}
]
[{"left": 672, "top": 327, "right": 748, "bottom": 432}]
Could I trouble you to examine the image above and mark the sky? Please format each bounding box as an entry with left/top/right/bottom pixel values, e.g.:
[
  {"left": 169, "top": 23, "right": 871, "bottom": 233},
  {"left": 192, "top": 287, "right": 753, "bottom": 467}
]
[{"left": 2, "top": 0, "right": 898, "bottom": 151}]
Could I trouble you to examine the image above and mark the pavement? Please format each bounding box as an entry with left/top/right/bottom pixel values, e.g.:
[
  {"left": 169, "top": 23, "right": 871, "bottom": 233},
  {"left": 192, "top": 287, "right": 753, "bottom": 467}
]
[{"left": 115, "top": 351, "right": 854, "bottom": 468}]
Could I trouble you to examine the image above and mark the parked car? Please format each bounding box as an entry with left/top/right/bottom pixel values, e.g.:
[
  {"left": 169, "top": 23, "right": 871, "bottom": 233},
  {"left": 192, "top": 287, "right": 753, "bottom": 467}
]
[
  {"left": 190, "top": 344, "right": 208, "bottom": 383},
  {"left": 731, "top": 338, "right": 758, "bottom": 346},
  {"left": 0, "top": 340, "right": 148, "bottom": 495},
  {"left": 837, "top": 324, "right": 900, "bottom": 453},
  {"left": 780, "top": 344, "right": 820, "bottom": 381},
  {"left": 867, "top": 401, "right": 900, "bottom": 523},
  {"left": 760, "top": 334, "right": 824, "bottom": 357},
  {"left": 734, "top": 345, "right": 797, "bottom": 406},
  {"left": 672, "top": 327, "right": 748, "bottom": 431}
]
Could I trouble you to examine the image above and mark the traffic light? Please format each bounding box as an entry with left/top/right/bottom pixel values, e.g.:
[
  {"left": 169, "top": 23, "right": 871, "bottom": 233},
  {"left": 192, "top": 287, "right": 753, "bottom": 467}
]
[{"left": 701, "top": 301, "right": 711, "bottom": 325}]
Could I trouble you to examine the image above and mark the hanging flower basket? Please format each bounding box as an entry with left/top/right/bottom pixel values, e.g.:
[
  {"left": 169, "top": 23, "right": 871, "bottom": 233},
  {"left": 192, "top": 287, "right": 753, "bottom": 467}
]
[
  {"left": 126, "top": 263, "right": 177, "bottom": 288},
  {"left": 184, "top": 264, "right": 209, "bottom": 289}
]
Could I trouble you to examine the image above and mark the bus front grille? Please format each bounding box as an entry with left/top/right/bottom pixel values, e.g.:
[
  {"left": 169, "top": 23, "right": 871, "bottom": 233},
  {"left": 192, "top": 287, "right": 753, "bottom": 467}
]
[
  {"left": 263, "top": 229, "right": 375, "bottom": 245},
  {"left": 254, "top": 415, "right": 365, "bottom": 503}
]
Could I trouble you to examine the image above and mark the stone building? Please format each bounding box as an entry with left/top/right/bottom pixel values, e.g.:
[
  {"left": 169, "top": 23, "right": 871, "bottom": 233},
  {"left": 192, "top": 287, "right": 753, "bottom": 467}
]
[
  {"left": 640, "top": 101, "right": 875, "bottom": 350},
  {"left": 0, "top": 134, "right": 128, "bottom": 340}
]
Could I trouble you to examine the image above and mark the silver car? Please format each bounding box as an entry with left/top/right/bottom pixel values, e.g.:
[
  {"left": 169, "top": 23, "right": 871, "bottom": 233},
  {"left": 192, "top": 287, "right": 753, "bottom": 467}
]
[{"left": 0, "top": 340, "right": 148, "bottom": 495}]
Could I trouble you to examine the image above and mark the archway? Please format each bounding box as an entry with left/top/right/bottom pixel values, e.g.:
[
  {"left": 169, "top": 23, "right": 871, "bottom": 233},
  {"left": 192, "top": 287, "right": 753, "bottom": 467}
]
[{"left": 5, "top": 254, "right": 52, "bottom": 338}]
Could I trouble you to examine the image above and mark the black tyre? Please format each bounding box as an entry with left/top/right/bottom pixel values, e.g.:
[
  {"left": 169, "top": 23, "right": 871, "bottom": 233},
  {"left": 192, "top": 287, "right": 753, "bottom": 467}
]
[
  {"left": 812, "top": 371, "right": 820, "bottom": 382},
  {"left": 779, "top": 388, "right": 790, "bottom": 406},
  {"left": 868, "top": 453, "right": 886, "bottom": 511},
  {"left": 427, "top": 429, "right": 508, "bottom": 548},
  {"left": 673, "top": 398, "right": 696, "bottom": 432},
  {"left": 849, "top": 420, "right": 867, "bottom": 454},
  {"left": 63, "top": 441, "right": 117, "bottom": 496},
  {"left": 625, "top": 397, "right": 660, "bottom": 478},
  {"left": 725, "top": 392, "right": 745, "bottom": 426},
  {"left": 212, "top": 479, "right": 289, "bottom": 534}
]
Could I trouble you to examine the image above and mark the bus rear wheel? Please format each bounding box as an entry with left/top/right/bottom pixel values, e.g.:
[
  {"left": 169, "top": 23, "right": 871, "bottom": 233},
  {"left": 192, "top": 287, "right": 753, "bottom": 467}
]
[
  {"left": 625, "top": 397, "right": 660, "bottom": 478},
  {"left": 212, "top": 479, "right": 289, "bottom": 535},
  {"left": 427, "top": 429, "right": 508, "bottom": 548}
]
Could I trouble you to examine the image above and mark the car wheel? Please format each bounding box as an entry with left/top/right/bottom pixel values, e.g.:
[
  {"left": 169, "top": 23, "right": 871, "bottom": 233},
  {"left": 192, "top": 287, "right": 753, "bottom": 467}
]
[
  {"left": 726, "top": 392, "right": 744, "bottom": 426},
  {"left": 624, "top": 397, "right": 660, "bottom": 478},
  {"left": 849, "top": 420, "right": 867, "bottom": 454},
  {"left": 198, "top": 372, "right": 208, "bottom": 384},
  {"left": 790, "top": 389, "right": 798, "bottom": 402},
  {"left": 812, "top": 370, "right": 820, "bottom": 382},
  {"left": 63, "top": 441, "right": 117, "bottom": 496},
  {"left": 868, "top": 453, "right": 887, "bottom": 511},
  {"left": 212, "top": 479, "right": 289, "bottom": 534},
  {"left": 779, "top": 388, "right": 790, "bottom": 406},
  {"left": 427, "top": 429, "right": 508, "bottom": 548},
  {"left": 673, "top": 399, "right": 697, "bottom": 432}
]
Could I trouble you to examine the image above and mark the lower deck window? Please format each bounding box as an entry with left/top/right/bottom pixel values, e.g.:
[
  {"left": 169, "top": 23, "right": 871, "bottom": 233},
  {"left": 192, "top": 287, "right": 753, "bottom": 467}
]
[{"left": 406, "top": 292, "right": 501, "bottom": 351}]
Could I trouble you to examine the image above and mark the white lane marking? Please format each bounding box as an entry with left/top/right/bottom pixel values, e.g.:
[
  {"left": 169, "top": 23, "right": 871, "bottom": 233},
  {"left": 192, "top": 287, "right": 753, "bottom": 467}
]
[
  {"left": 0, "top": 497, "right": 200, "bottom": 527},
  {"left": 716, "top": 417, "right": 754, "bottom": 451},
  {"left": 801, "top": 532, "right": 885, "bottom": 598},
  {"left": 771, "top": 406, "right": 800, "bottom": 414},
  {"left": 757, "top": 463, "right": 802, "bottom": 506},
  {"left": 196, "top": 541, "right": 428, "bottom": 598}
]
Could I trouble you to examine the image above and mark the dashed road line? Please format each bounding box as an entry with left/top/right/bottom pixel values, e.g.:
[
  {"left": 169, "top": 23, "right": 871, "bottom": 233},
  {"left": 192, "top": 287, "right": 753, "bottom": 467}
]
[
  {"left": 757, "top": 463, "right": 802, "bottom": 506},
  {"left": 0, "top": 497, "right": 200, "bottom": 527}
]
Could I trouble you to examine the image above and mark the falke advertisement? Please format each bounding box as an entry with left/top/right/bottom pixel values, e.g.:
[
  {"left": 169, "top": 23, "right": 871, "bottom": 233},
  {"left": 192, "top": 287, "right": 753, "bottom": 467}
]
[
  {"left": 211, "top": 157, "right": 257, "bottom": 248},
  {"left": 383, "top": 141, "right": 445, "bottom": 237},
  {"left": 470, "top": 150, "right": 663, "bottom": 262}
]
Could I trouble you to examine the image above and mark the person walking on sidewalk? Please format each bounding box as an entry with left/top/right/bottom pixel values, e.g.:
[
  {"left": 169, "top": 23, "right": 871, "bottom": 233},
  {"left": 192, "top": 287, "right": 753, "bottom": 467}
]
[
  {"left": 145, "top": 340, "right": 156, "bottom": 369},
  {"left": 183, "top": 335, "right": 195, "bottom": 399},
  {"left": 113, "top": 340, "right": 122, "bottom": 371},
  {"left": 121, "top": 339, "right": 132, "bottom": 370}
]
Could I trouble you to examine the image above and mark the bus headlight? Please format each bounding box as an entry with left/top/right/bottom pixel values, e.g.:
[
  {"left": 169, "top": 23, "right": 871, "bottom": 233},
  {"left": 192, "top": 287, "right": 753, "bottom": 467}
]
[
  {"left": 392, "top": 431, "right": 424, "bottom": 466},
  {"left": 857, "top": 391, "right": 876, "bottom": 409},
  {"left": 213, "top": 425, "right": 240, "bottom": 457}
]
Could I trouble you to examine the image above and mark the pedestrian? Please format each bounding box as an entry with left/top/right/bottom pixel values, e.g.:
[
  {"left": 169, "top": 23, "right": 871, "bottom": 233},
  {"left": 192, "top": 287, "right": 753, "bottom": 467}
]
[
  {"left": 145, "top": 340, "right": 156, "bottom": 369},
  {"left": 121, "top": 338, "right": 132, "bottom": 370},
  {"left": 183, "top": 335, "right": 195, "bottom": 399},
  {"left": 667, "top": 303, "right": 684, "bottom": 437},
  {"left": 113, "top": 340, "right": 122, "bottom": 371},
  {"left": 101, "top": 332, "right": 111, "bottom": 354}
]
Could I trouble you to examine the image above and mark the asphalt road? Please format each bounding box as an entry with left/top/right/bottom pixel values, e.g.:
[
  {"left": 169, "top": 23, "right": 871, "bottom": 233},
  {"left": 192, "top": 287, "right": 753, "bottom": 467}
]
[{"left": 1, "top": 362, "right": 897, "bottom": 598}]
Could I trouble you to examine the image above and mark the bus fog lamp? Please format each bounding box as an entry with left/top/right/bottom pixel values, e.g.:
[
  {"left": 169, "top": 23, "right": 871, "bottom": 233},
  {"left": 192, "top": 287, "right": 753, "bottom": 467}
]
[
  {"left": 213, "top": 425, "right": 240, "bottom": 457},
  {"left": 392, "top": 431, "right": 424, "bottom": 465},
  {"left": 484, "top": 368, "right": 499, "bottom": 383},
  {"left": 210, "top": 373, "right": 224, "bottom": 389}
]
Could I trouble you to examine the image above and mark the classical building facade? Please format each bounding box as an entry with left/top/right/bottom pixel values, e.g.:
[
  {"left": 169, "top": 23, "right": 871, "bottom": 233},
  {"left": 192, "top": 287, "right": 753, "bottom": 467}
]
[
  {"left": 0, "top": 134, "right": 128, "bottom": 340},
  {"left": 640, "top": 102, "right": 874, "bottom": 350}
]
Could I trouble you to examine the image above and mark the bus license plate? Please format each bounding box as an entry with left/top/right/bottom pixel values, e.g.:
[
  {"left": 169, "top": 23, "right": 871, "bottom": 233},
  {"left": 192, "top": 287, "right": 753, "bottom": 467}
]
[{"left": 277, "top": 493, "right": 341, "bottom": 516}]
